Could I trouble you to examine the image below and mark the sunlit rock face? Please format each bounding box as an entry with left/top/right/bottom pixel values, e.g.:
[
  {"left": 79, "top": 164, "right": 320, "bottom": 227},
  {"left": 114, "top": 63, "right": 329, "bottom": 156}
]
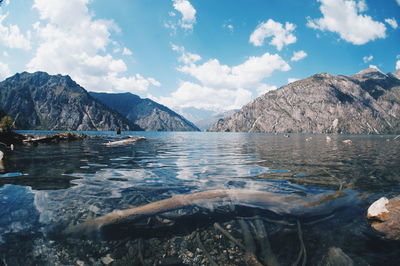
[
  {"left": 0, "top": 72, "right": 139, "bottom": 131},
  {"left": 209, "top": 68, "right": 400, "bottom": 134}
]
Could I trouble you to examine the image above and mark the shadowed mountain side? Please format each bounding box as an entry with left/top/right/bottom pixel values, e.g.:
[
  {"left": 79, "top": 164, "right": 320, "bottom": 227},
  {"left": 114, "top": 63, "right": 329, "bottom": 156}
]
[
  {"left": 90, "top": 92, "right": 200, "bottom": 131},
  {"left": 209, "top": 68, "right": 400, "bottom": 134},
  {"left": 0, "top": 72, "right": 140, "bottom": 131}
]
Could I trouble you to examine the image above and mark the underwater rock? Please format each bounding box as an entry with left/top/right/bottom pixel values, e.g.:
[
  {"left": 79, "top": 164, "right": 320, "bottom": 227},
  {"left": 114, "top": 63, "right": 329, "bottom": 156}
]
[
  {"left": 319, "top": 247, "right": 354, "bottom": 266},
  {"left": 367, "top": 197, "right": 389, "bottom": 221},
  {"left": 368, "top": 196, "right": 400, "bottom": 240},
  {"left": 342, "top": 139, "right": 352, "bottom": 144},
  {"left": 100, "top": 254, "right": 114, "bottom": 265}
]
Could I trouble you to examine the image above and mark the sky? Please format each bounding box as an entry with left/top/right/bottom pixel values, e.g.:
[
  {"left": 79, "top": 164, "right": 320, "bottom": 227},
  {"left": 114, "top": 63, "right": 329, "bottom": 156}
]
[{"left": 0, "top": 0, "right": 399, "bottom": 118}]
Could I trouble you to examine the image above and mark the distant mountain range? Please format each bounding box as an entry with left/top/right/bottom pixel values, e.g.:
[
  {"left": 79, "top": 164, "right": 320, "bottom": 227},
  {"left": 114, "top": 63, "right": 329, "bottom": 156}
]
[
  {"left": 0, "top": 72, "right": 199, "bottom": 131},
  {"left": 194, "top": 109, "right": 239, "bottom": 131},
  {"left": 90, "top": 92, "right": 199, "bottom": 131},
  {"left": 209, "top": 68, "right": 400, "bottom": 134}
]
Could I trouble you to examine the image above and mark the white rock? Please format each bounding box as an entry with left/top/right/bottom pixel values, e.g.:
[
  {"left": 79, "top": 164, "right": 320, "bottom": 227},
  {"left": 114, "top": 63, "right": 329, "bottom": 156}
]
[
  {"left": 101, "top": 254, "right": 114, "bottom": 265},
  {"left": 367, "top": 197, "right": 389, "bottom": 219},
  {"left": 326, "top": 136, "right": 331, "bottom": 142},
  {"left": 0, "top": 151, "right": 3, "bottom": 160}
]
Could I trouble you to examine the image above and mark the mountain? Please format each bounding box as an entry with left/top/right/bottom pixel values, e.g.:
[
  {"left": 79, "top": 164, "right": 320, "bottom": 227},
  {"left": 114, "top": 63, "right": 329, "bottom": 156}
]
[
  {"left": 195, "top": 109, "right": 239, "bottom": 131},
  {"left": 0, "top": 72, "right": 140, "bottom": 131},
  {"left": 90, "top": 92, "right": 200, "bottom": 131},
  {"left": 209, "top": 68, "right": 400, "bottom": 134}
]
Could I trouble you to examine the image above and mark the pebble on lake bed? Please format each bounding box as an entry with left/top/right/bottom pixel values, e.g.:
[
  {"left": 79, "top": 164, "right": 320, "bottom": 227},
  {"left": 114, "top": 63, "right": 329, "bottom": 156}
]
[
  {"left": 342, "top": 139, "right": 352, "bottom": 144},
  {"left": 100, "top": 254, "right": 114, "bottom": 265},
  {"left": 367, "top": 196, "right": 400, "bottom": 240}
]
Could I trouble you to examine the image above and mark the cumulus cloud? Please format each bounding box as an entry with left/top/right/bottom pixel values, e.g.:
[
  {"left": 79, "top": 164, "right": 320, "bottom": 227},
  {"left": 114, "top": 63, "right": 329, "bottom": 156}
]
[
  {"left": 363, "top": 55, "right": 373, "bottom": 63},
  {"left": 307, "top": 0, "right": 386, "bottom": 45},
  {"left": 27, "top": 0, "right": 159, "bottom": 93},
  {"left": 385, "top": 18, "right": 398, "bottom": 29},
  {"left": 154, "top": 81, "right": 253, "bottom": 111},
  {"left": 0, "top": 14, "right": 31, "bottom": 50},
  {"left": 291, "top": 50, "right": 307, "bottom": 62},
  {"left": 249, "top": 19, "right": 297, "bottom": 50},
  {"left": 172, "top": 0, "right": 196, "bottom": 29},
  {"left": 160, "top": 47, "right": 290, "bottom": 111},
  {"left": 0, "top": 61, "right": 11, "bottom": 80},
  {"left": 397, "top": 0, "right": 400, "bottom": 6},
  {"left": 171, "top": 44, "right": 202, "bottom": 65},
  {"left": 178, "top": 52, "right": 291, "bottom": 89},
  {"left": 369, "top": 64, "right": 379, "bottom": 70},
  {"left": 396, "top": 60, "right": 400, "bottom": 70}
]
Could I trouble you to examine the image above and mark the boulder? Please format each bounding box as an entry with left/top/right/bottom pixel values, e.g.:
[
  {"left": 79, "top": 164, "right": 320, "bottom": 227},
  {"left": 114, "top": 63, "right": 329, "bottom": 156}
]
[
  {"left": 367, "top": 197, "right": 390, "bottom": 221},
  {"left": 367, "top": 196, "right": 400, "bottom": 240}
]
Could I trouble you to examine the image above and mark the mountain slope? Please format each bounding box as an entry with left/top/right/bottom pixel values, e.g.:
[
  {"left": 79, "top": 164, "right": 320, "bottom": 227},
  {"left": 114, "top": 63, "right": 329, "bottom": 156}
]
[
  {"left": 0, "top": 72, "right": 140, "bottom": 131},
  {"left": 195, "top": 109, "right": 239, "bottom": 131},
  {"left": 209, "top": 68, "right": 400, "bottom": 134},
  {"left": 90, "top": 92, "right": 200, "bottom": 131}
]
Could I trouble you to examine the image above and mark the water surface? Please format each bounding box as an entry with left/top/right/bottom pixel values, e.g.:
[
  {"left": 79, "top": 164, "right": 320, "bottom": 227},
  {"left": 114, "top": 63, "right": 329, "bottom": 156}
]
[{"left": 0, "top": 131, "right": 399, "bottom": 265}]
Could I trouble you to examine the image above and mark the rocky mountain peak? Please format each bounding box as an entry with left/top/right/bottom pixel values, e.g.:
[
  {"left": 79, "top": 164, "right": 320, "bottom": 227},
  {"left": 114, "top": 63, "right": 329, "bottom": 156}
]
[
  {"left": 209, "top": 69, "right": 400, "bottom": 134},
  {"left": 389, "top": 69, "right": 400, "bottom": 80},
  {"left": 352, "top": 68, "right": 387, "bottom": 81},
  {"left": 0, "top": 72, "right": 139, "bottom": 131}
]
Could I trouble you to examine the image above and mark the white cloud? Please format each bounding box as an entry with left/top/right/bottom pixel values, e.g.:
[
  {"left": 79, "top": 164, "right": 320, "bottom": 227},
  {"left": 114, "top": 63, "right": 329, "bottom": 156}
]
[
  {"left": 369, "top": 64, "right": 379, "bottom": 70},
  {"left": 172, "top": 44, "right": 202, "bottom": 65},
  {"left": 396, "top": 60, "right": 400, "bottom": 70},
  {"left": 178, "top": 52, "right": 291, "bottom": 89},
  {"left": 291, "top": 50, "right": 307, "bottom": 62},
  {"left": 288, "top": 78, "right": 299, "bottom": 84},
  {"left": 154, "top": 81, "right": 253, "bottom": 111},
  {"left": 27, "top": 0, "right": 159, "bottom": 93},
  {"left": 223, "top": 24, "right": 234, "bottom": 32},
  {"left": 2, "top": 51, "right": 8, "bottom": 57},
  {"left": 357, "top": 0, "right": 367, "bottom": 12},
  {"left": 307, "top": 0, "right": 386, "bottom": 45},
  {"left": 161, "top": 47, "right": 290, "bottom": 111},
  {"left": 363, "top": 55, "right": 373, "bottom": 63},
  {"left": 256, "top": 84, "right": 277, "bottom": 96},
  {"left": 385, "top": 18, "right": 398, "bottom": 29},
  {"left": 249, "top": 19, "right": 297, "bottom": 50},
  {"left": 122, "top": 47, "right": 133, "bottom": 56},
  {"left": 0, "top": 14, "right": 31, "bottom": 50},
  {"left": 0, "top": 61, "right": 11, "bottom": 80},
  {"left": 172, "top": 0, "right": 196, "bottom": 29},
  {"left": 397, "top": 0, "right": 400, "bottom": 6}
]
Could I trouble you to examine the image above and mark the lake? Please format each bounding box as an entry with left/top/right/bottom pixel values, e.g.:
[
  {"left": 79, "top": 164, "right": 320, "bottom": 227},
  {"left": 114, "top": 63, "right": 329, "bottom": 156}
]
[{"left": 0, "top": 131, "right": 399, "bottom": 265}]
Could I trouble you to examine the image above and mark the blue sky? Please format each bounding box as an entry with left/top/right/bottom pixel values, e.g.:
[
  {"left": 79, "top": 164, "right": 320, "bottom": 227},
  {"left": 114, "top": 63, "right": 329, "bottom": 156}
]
[{"left": 0, "top": 0, "right": 399, "bottom": 117}]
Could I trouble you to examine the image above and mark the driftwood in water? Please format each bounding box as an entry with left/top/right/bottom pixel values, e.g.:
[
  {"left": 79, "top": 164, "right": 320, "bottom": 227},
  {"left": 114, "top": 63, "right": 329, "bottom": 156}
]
[
  {"left": 23, "top": 132, "right": 87, "bottom": 144},
  {"left": 104, "top": 136, "right": 145, "bottom": 147},
  {"left": 64, "top": 189, "right": 354, "bottom": 238}
]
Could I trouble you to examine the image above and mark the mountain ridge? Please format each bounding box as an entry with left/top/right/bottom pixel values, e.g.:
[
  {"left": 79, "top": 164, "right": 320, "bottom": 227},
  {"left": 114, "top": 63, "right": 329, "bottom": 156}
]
[
  {"left": 0, "top": 71, "right": 140, "bottom": 131},
  {"left": 209, "top": 68, "right": 400, "bottom": 134},
  {"left": 90, "top": 92, "right": 200, "bottom": 131}
]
